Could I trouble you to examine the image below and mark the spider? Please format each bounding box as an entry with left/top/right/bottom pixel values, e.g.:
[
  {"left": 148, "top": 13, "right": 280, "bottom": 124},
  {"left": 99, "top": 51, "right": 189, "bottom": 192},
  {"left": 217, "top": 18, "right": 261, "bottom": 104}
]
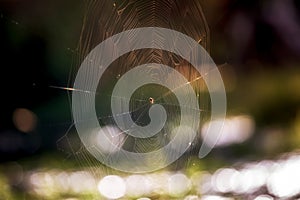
[{"left": 149, "top": 97, "right": 154, "bottom": 104}]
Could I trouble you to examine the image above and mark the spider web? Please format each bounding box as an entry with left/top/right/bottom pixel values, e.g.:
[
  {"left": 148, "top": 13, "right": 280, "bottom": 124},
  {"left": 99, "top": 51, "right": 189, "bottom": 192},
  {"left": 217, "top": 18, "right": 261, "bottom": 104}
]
[{"left": 57, "top": 0, "right": 215, "bottom": 174}]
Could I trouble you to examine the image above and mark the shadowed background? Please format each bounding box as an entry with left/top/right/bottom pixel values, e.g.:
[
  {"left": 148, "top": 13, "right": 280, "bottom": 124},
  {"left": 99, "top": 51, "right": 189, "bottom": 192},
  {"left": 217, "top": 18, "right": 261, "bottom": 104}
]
[{"left": 0, "top": 0, "right": 300, "bottom": 199}]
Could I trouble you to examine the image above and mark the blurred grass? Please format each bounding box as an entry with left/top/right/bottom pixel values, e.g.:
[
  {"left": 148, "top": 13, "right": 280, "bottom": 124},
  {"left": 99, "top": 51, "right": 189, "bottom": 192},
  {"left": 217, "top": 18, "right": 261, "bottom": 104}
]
[{"left": 1, "top": 66, "right": 299, "bottom": 199}]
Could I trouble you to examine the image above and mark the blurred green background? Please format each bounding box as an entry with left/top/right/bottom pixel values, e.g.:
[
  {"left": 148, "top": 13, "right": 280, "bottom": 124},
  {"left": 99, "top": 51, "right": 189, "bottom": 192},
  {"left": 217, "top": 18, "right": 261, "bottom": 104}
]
[{"left": 0, "top": 0, "right": 300, "bottom": 199}]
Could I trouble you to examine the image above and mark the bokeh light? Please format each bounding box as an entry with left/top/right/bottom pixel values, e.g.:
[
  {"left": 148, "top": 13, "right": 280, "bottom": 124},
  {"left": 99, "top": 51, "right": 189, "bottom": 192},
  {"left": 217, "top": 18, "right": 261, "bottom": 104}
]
[
  {"left": 201, "top": 115, "right": 254, "bottom": 147},
  {"left": 168, "top": 173, "right": 191, "bottom": 197},
  {"left": 125, "top": 175, "right": 152, "bottom": 197},
  {"left": 267, "top": 156, "right": 300, "bottom": 198},
  {"left": 211, "top": 168, "right": 239, "bottom": 193},
  {"left": 98, "top": 175, "right": 126, "bottom": 199},
  {"left": 254, "top": 195, "right": 274, "bottom": 200},
  {"left": 12, "top": 108, "right": 37, "bottom": 133}
]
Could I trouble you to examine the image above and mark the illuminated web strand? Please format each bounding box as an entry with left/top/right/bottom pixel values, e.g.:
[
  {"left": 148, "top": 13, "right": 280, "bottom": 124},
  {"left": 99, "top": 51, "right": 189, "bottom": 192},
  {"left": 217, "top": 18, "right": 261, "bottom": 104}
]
[
  {"left": 61, "top": 0, "right": 213, "bottom": 171},
  {"left": 156, "top": 67, "right": 217, "bottom": 102},
  {"left": 49, "top": 83, "right": 210, "bottom": 127}
]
